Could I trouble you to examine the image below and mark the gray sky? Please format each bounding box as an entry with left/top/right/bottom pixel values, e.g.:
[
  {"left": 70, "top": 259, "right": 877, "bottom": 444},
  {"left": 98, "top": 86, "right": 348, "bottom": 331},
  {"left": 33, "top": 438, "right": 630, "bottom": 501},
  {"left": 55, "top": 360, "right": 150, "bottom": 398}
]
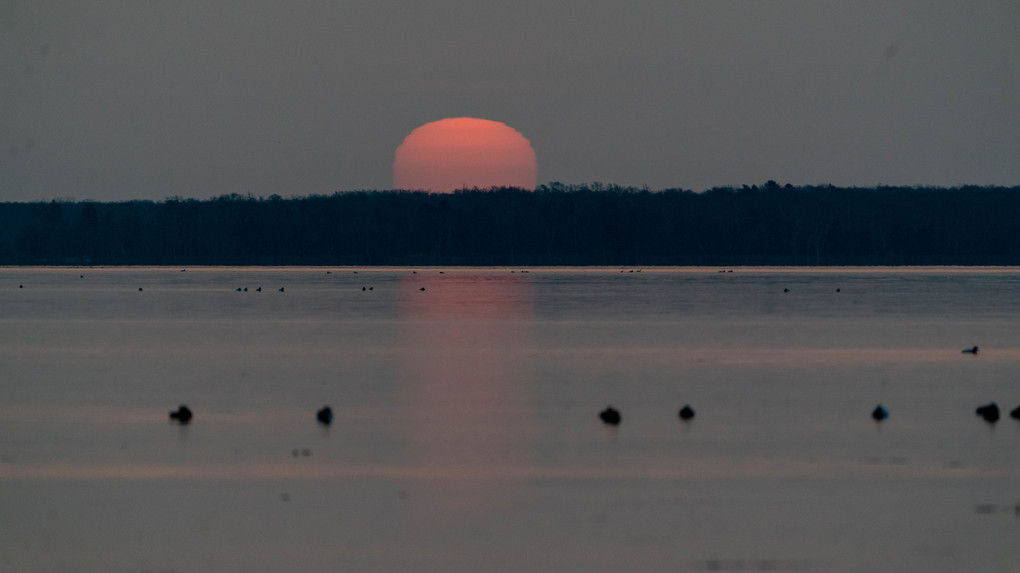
[{"left": 2, "top": 0, "right": 1019, "bottom": 201}]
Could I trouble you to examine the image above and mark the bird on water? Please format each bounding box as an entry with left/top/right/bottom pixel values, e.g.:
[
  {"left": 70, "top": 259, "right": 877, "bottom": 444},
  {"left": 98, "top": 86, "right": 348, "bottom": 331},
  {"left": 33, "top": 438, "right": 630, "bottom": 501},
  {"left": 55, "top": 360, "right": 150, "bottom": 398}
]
[
  {"left": 962, "top": 346, "right": 978, "bottom": 354},
  {"left": 316, "top": 406, "right": 333, "bottom": 425},
  {"left": 169, "top": 405, "right": 193, "bottom": 424},
  {"left": 599, "top": 406, "right": 621, "bottom": 425},
  {"left": 976, "top": 402, "right": 999, "bottom": 423},
  {"left": 872, "top": 405, "right": 889, "bottom": 421},
  {"left": 678, "top": 404, "right": 695, "bottom": 420}
]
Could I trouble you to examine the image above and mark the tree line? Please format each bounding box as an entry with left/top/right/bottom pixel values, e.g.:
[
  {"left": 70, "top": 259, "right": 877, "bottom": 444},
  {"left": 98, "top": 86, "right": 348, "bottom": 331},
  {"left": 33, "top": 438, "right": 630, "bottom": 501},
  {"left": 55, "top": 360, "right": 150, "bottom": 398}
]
[{"left": 1, "top": 182, "right": 1018, "bottom": 266}]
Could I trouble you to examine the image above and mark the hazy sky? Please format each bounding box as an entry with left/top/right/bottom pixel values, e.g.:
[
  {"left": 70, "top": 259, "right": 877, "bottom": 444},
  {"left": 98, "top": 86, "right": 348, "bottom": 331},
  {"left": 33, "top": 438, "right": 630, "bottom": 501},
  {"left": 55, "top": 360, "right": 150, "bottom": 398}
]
[{"left": 2, "top": 0, "right": 1019, "bottom": 201}]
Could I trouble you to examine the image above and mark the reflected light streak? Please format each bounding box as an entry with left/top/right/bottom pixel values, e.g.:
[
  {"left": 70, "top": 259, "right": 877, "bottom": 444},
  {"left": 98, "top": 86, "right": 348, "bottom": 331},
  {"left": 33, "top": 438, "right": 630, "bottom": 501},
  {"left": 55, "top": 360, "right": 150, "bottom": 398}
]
[
  {"left": 397, "top": 273, "right": 536, "bottom": 520},
  {"left": 0, "top": 458, "right": 989, "bottom": 481}
]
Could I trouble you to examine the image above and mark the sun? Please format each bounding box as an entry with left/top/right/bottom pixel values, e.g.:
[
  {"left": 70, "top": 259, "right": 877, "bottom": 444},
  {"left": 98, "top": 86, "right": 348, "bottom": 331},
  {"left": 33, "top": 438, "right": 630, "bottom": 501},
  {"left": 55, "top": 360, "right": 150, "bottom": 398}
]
[{"left": 393, "top": 117, "right": 537, "bottom": 192}]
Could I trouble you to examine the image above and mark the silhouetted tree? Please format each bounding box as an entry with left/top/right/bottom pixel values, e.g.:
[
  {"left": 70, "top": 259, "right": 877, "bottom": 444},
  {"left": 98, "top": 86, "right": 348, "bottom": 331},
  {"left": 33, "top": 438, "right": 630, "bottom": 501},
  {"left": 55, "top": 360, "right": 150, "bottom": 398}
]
[{"left": 0, "top": 184, "right": 1018, "bottom": 265}]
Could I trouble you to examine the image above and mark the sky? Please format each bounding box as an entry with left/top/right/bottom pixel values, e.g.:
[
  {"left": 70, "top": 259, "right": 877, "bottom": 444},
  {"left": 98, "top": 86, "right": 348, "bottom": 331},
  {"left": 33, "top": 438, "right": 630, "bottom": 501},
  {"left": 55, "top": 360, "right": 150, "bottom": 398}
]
[{"left": 2, "top": 0, "right": 1019, "bottom": 202}]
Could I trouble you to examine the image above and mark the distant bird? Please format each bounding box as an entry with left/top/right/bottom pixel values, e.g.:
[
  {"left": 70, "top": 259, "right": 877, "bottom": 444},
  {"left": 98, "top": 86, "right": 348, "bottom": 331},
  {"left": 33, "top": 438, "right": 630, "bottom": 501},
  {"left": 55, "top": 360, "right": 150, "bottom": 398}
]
[
  {"left": 316, "top": 406, "right": 333, "bottom": 426},
  {"left": 138, "top": 287, "right": 143, "bottom": 291},
  {"left": 783, "top": 288, "right": 789, "bottom": 293},
  {"left": 236, "top": 287, "right": 242, "bottom": 292},
  {"left": 19, "top": 285, "right": 23, "bottom": 288},
  {"left": 256, "top": 287, "right": 261, "bottom": 292},
  {"left": 872, "top": 405, "right": 889, "bottom": 421},
  {"left": 419, "top": 287, "right": 425, "bottom": 291},
  {"left": 243, "top": 287, "right": 247, "bottom": 292},
  {"left": 169, "top": 405, "right": 193, "bottom": 424},
  {"left": 599, "top": 406, "right": 621, "bottom": 426},
  {"left": 836, "top": 288, "right": 841, "bottom": 292},
  {"left": 976, "top": 402, "right": 999, "bottom": 423},
  {"left": 80, "top": 274, "right": 84, "bottom": 278},
  {"left": 678, "top": 404, "right": 695, "bottom": 420},
  {"left": 962, "top": 346, "right": 979, "bottom": 355},
  {"left": 362, "top": 287, "right": 366, "bottom": 291},
  {"left": 326, "top": 271, "right": 331, "bottom": 274},
  {"left": 369, "top": 287, "right": 373, "bottom": 291},
  {"left": 1010, "top": 405, "right": 1020, "bottom": 420},
  {"left": 278, "top": 287, "right": 284, "bottom": 292}
]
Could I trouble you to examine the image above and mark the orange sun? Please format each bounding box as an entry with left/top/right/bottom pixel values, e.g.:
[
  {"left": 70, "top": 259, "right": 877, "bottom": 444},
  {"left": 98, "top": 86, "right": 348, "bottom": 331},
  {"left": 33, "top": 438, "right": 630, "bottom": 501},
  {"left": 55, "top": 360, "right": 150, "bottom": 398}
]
[{"left": 393, "top": 117, "right": 537, "bottom": 192}]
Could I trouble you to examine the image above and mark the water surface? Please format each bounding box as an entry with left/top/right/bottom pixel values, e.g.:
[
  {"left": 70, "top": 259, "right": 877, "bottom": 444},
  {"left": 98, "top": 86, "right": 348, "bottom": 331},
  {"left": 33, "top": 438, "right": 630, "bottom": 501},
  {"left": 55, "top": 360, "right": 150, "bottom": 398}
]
[{"left": 2, "top": 267, "right": 1019, "bottom": 572}]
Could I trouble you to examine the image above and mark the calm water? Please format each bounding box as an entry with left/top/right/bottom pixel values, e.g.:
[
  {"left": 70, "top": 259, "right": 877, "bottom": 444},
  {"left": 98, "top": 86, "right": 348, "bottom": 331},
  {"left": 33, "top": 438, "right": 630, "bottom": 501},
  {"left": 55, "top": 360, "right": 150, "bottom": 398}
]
[{"left": 2, "top": 267, "right": 1019, "bottom": 572}]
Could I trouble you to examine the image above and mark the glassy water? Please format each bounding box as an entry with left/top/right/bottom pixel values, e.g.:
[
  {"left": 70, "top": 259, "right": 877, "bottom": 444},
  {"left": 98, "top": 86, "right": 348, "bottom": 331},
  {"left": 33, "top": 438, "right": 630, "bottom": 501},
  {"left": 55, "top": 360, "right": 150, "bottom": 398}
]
[{"left": 2, "top": 267, "right": 1019, "bottom": 572}]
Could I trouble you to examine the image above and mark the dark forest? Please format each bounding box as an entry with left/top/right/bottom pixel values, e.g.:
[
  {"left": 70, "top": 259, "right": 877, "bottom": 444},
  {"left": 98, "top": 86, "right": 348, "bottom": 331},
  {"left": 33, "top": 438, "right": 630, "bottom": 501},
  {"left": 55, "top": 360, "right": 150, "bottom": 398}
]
[{"left": 2, "top": 182, "right": 1018, "bottom": 266}]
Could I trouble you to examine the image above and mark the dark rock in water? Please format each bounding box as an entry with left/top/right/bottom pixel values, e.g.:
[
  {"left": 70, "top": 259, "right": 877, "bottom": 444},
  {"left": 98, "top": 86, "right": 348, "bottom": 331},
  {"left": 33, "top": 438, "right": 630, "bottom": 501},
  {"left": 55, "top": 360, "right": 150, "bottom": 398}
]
[
  {"left": 679, "top": 404, "right": 695, "bottom": 420},
  {"left": 169, "top": 405, "right": 193, "bottom": 424},
  {"left": 316, "top": 406, "right": 333, "bottom": 425},
  {"left": 599, "top": 406, "right": 621, "bottom": 426},
  {"left": 976, "top": 402, "right": 999, "bottom": 423},
  {"left": 872, "top": 405, "right": 889, "bottom": 421},
  {"left": 962, "top": 346, "right": 979, "bottom": 354},
  {"left": 1010, "top": 405, "right": 1020, "bottom": 420}
]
